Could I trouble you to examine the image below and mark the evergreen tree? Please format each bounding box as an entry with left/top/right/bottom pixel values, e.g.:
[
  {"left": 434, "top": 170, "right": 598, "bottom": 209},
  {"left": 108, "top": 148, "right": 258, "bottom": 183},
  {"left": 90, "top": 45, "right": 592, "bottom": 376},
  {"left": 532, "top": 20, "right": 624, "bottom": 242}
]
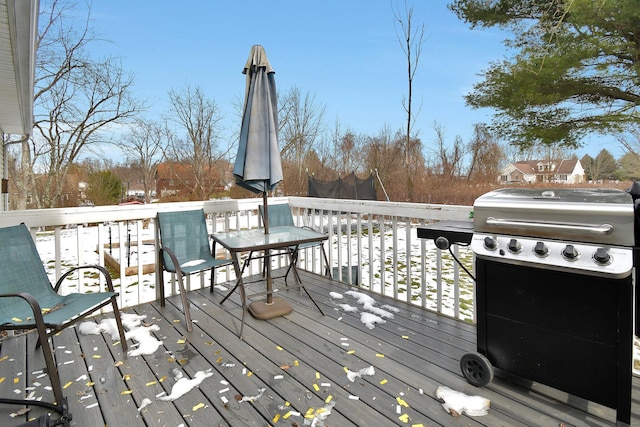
[
  {"left": 449, "top": 0, "right": 640, "bottom": 149},
  {"left": 86, "top": 171, "right": 123, "bottom": 206}
]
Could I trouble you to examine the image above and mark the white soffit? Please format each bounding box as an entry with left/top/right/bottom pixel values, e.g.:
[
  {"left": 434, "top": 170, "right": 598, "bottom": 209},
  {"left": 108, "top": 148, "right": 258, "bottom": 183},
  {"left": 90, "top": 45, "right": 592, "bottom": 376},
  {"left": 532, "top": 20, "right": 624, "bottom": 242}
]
[{"left": 0, "top": 0, "right": 38, "bottom": 136}]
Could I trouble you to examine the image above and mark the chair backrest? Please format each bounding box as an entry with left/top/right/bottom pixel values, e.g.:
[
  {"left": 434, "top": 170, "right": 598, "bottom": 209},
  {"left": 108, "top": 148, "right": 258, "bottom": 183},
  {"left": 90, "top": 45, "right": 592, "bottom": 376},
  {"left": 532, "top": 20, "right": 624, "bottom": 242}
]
[
  {"left": 0, "top": 224, "right": 56, "bottom": 298},
  {"left": 157, "top": 209, "right": 212, "bottom": 272},
  {"left": 259, "top": 203, "right": 295, "bottom": 227}
]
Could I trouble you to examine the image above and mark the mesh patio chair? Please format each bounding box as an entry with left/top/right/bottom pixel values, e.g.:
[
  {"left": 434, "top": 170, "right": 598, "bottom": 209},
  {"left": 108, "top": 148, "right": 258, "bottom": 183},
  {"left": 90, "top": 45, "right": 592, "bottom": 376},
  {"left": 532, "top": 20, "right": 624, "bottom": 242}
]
[
  {"left": 0, "top": 223, "right": 127, "bottom": 410},
  {"left": 156, "top": 209, "right": 235, "bottom": 332},
  {"left": 259, "top": 203, "right": 331, "bottom": 282}
]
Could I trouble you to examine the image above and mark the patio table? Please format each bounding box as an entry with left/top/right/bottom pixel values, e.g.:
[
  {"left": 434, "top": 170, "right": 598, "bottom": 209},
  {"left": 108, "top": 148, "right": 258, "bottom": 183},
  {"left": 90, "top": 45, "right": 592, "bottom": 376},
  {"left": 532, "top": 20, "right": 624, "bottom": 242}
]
[{"left": 212, "top": 225, "right": 327, "bottom": 338}]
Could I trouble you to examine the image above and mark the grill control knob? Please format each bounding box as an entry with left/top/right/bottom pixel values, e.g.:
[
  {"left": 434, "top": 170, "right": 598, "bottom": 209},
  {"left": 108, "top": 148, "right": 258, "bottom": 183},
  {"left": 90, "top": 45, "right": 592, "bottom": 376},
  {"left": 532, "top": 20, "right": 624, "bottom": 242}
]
[
  {"left": 593, "top": 247, "right": 611, "bottom": 265},
  {"left": 483, "top": 236, "right": 497, "bottom": 250},
  {"left": 508, "top": 238, "right": 522, "bottom": 253},
  {"left": 562, "top": 244, "right": 579, "bottom": 260},
  {"left": 534, "top": 241, "right": 548, "bottom": 256}
]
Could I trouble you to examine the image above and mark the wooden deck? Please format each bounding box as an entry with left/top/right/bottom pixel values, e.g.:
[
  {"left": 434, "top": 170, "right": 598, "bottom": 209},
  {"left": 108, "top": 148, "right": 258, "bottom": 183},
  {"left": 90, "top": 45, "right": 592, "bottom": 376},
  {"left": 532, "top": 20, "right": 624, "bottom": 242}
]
[{"left": 1, "top": 270, "right": 639, "bottom": 426}]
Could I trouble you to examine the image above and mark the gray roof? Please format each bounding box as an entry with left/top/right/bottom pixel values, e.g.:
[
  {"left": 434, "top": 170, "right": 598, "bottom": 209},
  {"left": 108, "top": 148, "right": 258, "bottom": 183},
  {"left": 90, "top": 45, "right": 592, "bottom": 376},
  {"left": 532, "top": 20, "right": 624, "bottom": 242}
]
[{"left": 510, "top": 159, "right": 579, "bottom": 175}]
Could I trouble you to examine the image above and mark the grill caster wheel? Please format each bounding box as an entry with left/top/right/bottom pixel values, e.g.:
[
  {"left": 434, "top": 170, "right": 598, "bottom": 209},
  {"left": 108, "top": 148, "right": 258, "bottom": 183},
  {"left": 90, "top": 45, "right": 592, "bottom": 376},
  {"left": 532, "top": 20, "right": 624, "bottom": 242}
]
[{"left": 460, "top": 352, "right": 494, "bottom": 387}]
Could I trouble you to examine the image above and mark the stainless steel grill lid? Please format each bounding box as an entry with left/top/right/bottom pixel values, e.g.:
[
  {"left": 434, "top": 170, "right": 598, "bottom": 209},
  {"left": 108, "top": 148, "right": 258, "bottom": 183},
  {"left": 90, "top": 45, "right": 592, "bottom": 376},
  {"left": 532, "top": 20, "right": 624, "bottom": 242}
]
[{"left": 473, "top": 188, "right": 635, "bottom": 246}]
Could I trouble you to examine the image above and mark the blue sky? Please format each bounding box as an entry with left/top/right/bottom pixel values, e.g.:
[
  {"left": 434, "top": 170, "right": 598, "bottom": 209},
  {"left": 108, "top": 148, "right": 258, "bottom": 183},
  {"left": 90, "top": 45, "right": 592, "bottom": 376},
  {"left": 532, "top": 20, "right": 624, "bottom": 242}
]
[{"left": 81, "top": 1, "right": 614, "bottom": 160}]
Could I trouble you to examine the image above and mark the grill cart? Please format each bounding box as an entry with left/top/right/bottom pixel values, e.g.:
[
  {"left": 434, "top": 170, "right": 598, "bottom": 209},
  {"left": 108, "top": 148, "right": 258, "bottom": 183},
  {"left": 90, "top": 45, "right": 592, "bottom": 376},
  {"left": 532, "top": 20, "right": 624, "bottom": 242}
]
[{"left": 418, "top": 188, "right": 635, "bottom": 426}]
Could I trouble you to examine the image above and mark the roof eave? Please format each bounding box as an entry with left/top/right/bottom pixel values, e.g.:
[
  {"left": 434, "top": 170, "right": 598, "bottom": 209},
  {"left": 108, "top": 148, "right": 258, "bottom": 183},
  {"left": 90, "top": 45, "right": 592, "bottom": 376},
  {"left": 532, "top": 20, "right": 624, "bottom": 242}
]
[{"left": 0, "top": 0, "right": 39, "bottom": 137}]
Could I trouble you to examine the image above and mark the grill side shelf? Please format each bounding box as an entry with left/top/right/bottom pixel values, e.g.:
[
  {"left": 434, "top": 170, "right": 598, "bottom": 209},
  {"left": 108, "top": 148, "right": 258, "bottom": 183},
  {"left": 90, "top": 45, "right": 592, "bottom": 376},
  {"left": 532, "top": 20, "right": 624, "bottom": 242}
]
[{"left": 417, "top": 220, "right": 473, "bottom": 245}]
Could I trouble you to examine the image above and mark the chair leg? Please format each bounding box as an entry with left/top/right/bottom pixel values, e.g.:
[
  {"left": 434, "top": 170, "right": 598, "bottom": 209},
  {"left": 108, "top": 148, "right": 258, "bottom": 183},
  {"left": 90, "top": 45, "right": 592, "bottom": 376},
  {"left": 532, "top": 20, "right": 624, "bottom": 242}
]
[
  {"left": 177, "top": 273, "right": 193, "bottom": 332},
  {"left": 110, "top": 296, "right": 128, "bottom": 353},
  {"left": 159, "top": 266, "right": 166, "bottom": 307},
  {"left": 35, "top": 324, "right": 64, "bottom": 405},
  {"left": 238, "top": 279, "right": 247, "bottom": 340}
]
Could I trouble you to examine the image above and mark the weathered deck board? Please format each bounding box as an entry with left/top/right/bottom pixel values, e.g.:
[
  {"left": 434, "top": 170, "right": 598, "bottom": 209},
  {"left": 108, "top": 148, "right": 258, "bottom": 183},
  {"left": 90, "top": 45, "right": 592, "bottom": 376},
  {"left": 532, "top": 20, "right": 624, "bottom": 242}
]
[
  {"left": 322, "top": 274, "right": 640, "bottom": 425},
  {"left": 0, "top": 332, "right": 29, "bottom": 423},
  {"left": 192, "top": 290, "right": 484, "bottom": 426},
  {"left": 298, "top": 277, "right": 582, "bottom": 423},
  {"left": 298, "top": 274, "right": 627, "bottom": 426},
  {"left": 131, "top": 302, "right": 274, "bottom": 426},
  {"left": 73, "top": 322, "right": 144, "bottom": 426},
  {"left": 0, "top": 269, "right": 638, "bottom": 426},
  {"left": 157, "top": 290, "right": 362, "bottom": 426}
]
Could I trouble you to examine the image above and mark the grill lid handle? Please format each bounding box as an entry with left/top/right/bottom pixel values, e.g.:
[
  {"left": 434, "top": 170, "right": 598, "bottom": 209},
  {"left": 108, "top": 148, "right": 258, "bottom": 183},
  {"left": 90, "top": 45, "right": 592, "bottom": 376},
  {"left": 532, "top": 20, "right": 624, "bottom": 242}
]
[{"left": 485, "top": 217, "right": 614, "bottom": 235}]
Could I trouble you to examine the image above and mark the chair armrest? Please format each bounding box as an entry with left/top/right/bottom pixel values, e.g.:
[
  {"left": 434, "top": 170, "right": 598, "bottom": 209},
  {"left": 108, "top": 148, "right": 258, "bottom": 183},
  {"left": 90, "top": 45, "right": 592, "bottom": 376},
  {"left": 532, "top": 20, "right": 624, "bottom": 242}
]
[
  {"left": 158, "top": 246, "right": 185, "bottom": 277},
  {"left": 53, "top": 264, "right": 117, "bottom": 294},
  {"left": 0, "top": 292, "right": 48, "bottom": 325}
]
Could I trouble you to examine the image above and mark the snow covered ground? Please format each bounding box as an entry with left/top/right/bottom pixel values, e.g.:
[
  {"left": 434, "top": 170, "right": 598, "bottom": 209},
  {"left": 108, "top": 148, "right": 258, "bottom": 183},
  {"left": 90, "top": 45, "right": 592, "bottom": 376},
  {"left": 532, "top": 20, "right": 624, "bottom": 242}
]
[{"left": 35, "top": 220, "right": 475, "bottom": 318}]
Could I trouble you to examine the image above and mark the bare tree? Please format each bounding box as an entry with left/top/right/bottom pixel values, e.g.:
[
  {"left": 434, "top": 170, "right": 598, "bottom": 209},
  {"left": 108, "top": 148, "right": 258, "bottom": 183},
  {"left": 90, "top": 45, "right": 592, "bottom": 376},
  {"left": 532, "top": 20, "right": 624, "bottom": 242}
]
[
  {"left": 165, "top": 85, "right": 229, "bottom": 200},
  {"left": 362, "top": 126, "right": 405, "bottom": 200},
  {"left": 320, "top": 119, "right": 365, "bottom": 175},
  {"left": 430, "top": 123, "right": 466, "bottom": 179},
  {"left": 465, "top": 124, "right": 505, "bottom": 182},
  {"left": 9, "top": 0, "right": 141, "bottom": 208},
  {"left": 279, "top": 86, "right": 326, "bottom": 191},
  {"left": 617, "top": 125, "right": 640, "bottom": 157},
  {"left": 118, "top": 118, "right": 168, "bottom": 203},
  {"left": 394, "top": 0, "right": 425, "bottom": 201}
]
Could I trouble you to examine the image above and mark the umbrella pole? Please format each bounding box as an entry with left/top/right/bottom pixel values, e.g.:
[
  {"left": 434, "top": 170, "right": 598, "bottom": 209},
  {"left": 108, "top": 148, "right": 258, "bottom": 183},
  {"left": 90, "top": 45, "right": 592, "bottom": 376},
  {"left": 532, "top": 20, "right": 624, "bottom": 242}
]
[
  {"left": 248, "top": 187, "right": 292, "bottom": 319},
  {"left": 265, "top": 254, "right": 273, "bottom": 305},
  {"left": 263, "top": 190, "right": 273, "bottom": 304},
  {"left": 263, "top": 190, "right": 269, "bottom": 234}
]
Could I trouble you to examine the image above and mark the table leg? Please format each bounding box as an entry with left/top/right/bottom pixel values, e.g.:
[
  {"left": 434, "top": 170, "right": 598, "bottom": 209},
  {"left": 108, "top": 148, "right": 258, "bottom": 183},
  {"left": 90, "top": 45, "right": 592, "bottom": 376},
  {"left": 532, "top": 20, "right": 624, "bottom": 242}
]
[
  {"left": 219, "top": 251, "right": 250, "bottom": 339},
  {"left": 285, "top": 244, "right": 324, "bottom": 316},
  {"left": 290, "top": 260, "right": 325, "bottom": 316},
  {"left": 220, "top": 252, "right": 244, "bottom": 304}
]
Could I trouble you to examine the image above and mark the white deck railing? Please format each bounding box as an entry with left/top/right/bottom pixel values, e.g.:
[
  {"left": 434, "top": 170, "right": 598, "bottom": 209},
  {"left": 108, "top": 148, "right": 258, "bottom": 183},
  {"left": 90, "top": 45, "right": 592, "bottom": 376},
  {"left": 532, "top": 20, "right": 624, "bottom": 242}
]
[{"left": 0, "top": 197, "right": 475, "bottom": 323}]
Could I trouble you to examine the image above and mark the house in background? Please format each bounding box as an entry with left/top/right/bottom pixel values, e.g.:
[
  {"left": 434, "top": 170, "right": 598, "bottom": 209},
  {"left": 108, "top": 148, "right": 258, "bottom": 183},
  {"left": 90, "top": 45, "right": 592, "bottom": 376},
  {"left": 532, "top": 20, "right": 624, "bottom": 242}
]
[
  {"left": 499, "top": 159, "right": 585, "bottom": 185},
  {"left": 0, "top": 0, "right": 39, "bottom": 211}
]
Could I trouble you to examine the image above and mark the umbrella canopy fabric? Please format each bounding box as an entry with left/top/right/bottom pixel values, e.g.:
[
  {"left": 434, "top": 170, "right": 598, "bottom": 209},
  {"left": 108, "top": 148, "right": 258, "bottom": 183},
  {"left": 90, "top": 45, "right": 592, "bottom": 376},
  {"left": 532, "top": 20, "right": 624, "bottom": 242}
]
[{"left": 233, "top": 45, "right": 283, "bottom": 194}]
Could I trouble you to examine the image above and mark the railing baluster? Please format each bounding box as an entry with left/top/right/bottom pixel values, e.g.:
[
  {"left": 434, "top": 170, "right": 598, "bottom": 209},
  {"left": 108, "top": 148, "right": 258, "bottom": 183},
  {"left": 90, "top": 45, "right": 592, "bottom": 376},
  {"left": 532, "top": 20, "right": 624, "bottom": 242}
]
[
  {"left": 356, "top": 213, "right": 362, "bottom": 287},
  {"left": 10, "top": 197, "right": 473, "bottom": 323},
  {"left": 436, "top": 242, "right": 443, "bottom": 314},
  {"left": 392, "top": 215, "right": 398, "bottom": 300},
  {"left": 419, "top": 219, "right": 427, "bottom": 309},
  {"left": 134, "top": 220, "right": 144, "bottom": 304},
  {"left": 118, "top": 222, "right": 128, "bottom": 296},
  {"left": 346, "top": 213, "right": 352, "bottom": 285},
  {"left": 368, "top": 214, "right": 374, "bottom": 292},
  {"left": 405, "top": 219, "right": 411, "bottom": 305},
  {"left": 453, "top": 243, "right": 460, "bottom": 319},
  {"left": 378, "top": 215, "right": 385, "bottom": 296}
]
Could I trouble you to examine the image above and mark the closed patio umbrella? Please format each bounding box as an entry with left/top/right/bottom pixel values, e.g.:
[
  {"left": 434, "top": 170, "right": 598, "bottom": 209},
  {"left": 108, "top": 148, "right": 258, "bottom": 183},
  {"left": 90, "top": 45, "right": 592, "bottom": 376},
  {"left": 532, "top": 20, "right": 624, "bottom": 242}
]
[
  {"left": 233, "top": 44, "right": 283, "bottom": 233},
  {"left": 233, "top": 45, "right": 288, "bottom": 318}
]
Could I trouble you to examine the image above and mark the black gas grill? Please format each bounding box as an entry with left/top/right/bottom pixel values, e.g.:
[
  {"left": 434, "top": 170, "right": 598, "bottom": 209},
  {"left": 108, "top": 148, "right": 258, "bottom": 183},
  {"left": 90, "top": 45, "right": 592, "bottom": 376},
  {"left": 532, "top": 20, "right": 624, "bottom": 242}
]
[{"left": 418, "top": 187, "right": 636, "bottom": 426}]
